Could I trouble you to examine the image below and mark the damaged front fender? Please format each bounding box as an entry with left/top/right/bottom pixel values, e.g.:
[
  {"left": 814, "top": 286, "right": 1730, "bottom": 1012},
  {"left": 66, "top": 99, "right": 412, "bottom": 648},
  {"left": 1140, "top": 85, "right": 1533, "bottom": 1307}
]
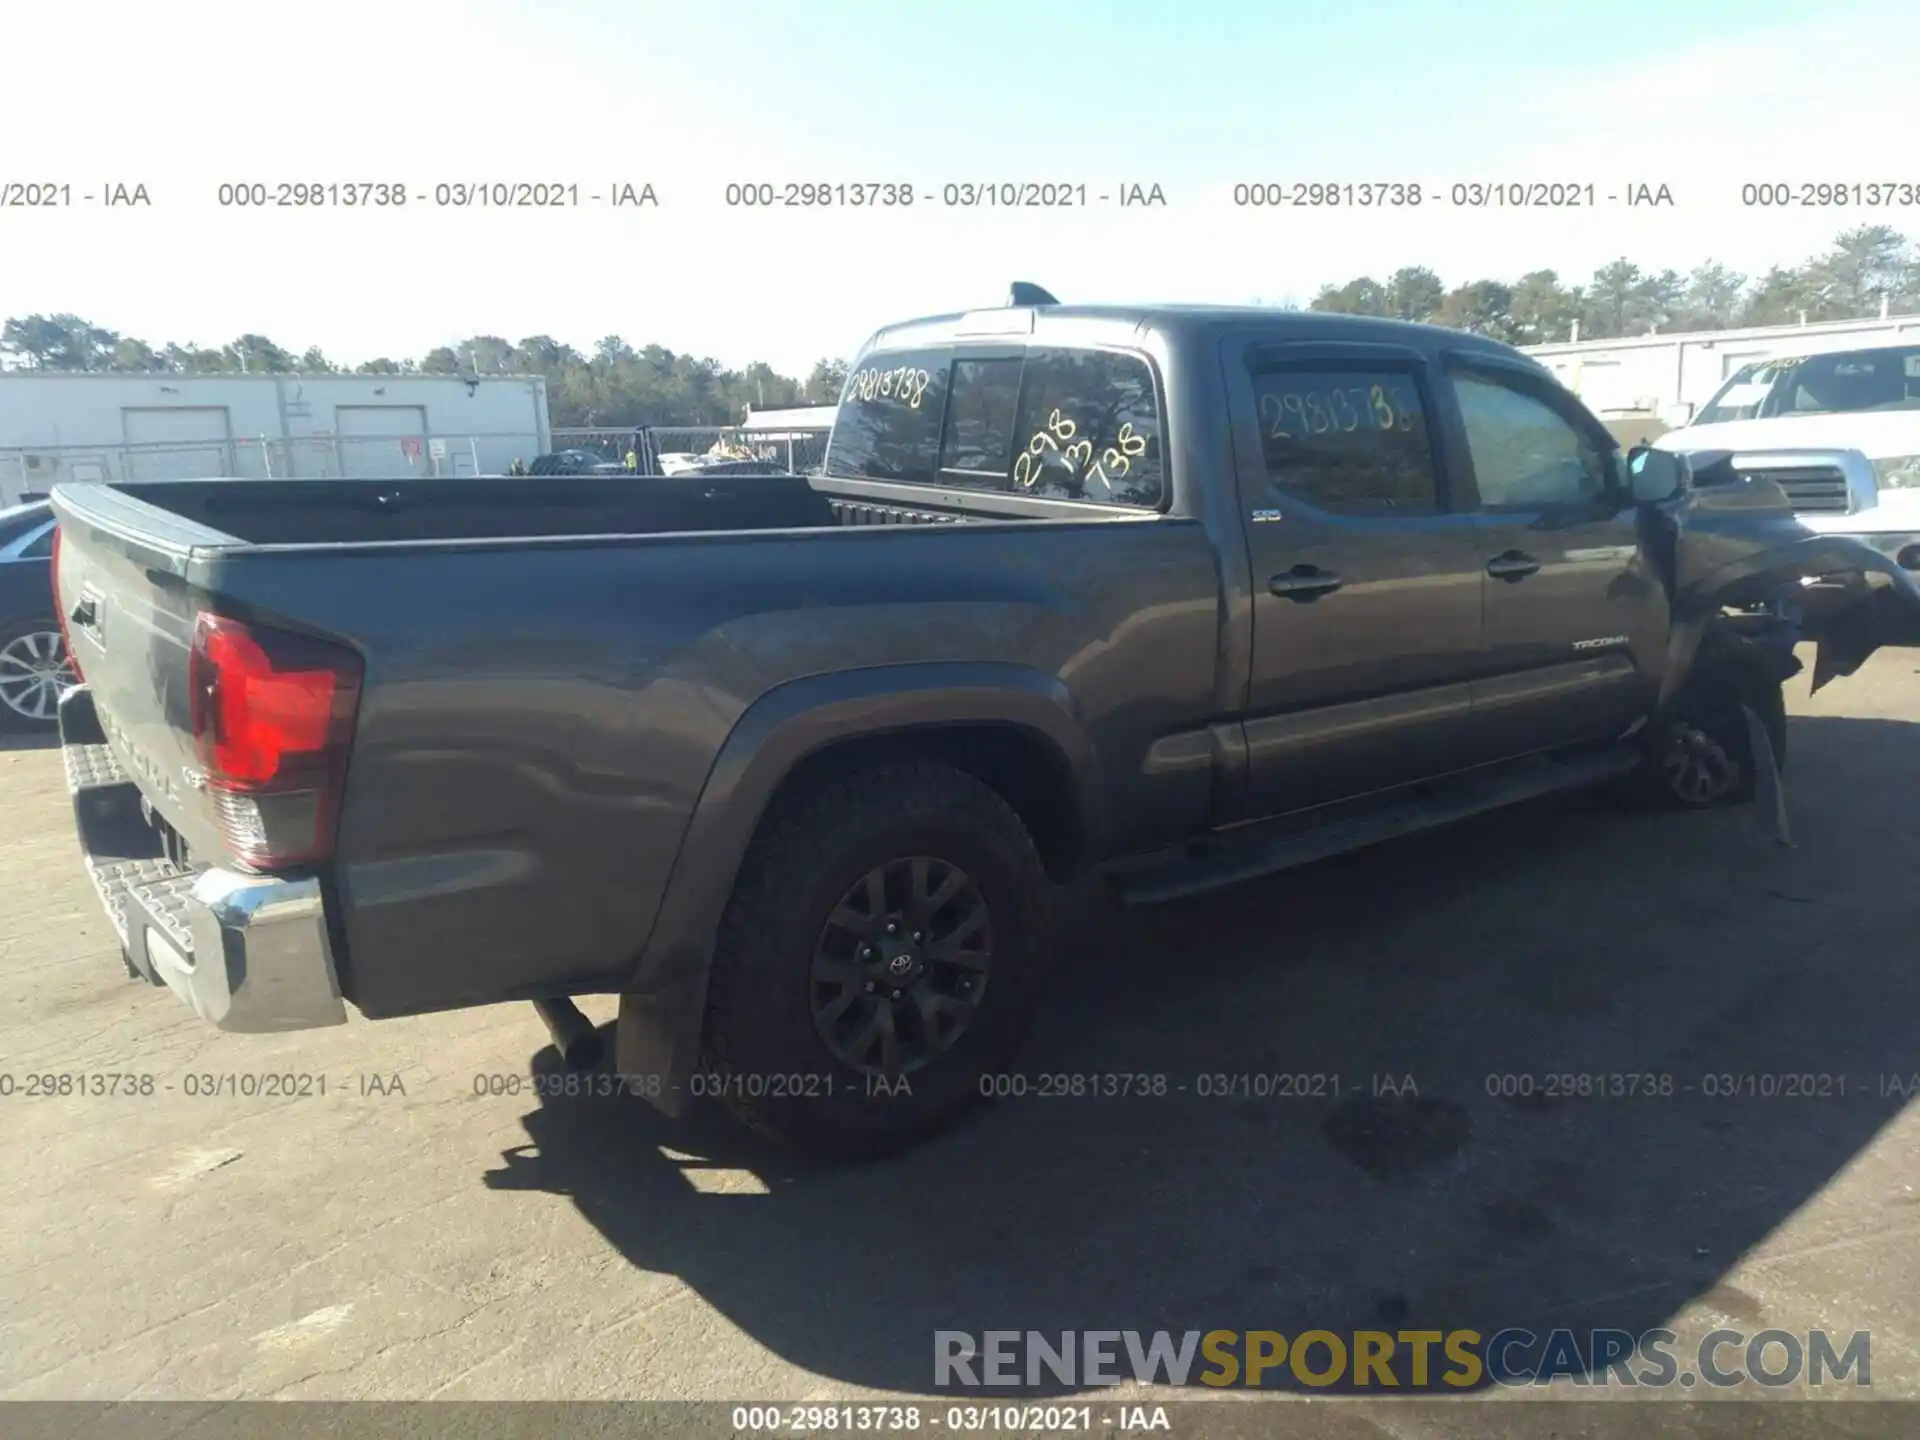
[{"left": 1645, "top": 451, "right": 1920, "bottom": 705}]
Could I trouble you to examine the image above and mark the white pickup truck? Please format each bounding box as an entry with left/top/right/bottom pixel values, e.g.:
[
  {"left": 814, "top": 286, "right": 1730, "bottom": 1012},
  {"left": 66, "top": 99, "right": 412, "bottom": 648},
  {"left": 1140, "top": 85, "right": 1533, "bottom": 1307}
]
[{"left": 1655, "top": 339, "right": 1920, "bottom": 572}]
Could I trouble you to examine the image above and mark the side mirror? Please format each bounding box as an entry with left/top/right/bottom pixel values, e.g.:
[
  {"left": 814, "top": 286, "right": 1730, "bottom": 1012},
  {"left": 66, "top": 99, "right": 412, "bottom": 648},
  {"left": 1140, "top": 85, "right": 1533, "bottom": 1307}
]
[
  {"left": 1627, "top": 445, "right": 1686, "bottom": 503},
  {"left": 1658, "top": 401, "right": 1695, "bottom": 429}
]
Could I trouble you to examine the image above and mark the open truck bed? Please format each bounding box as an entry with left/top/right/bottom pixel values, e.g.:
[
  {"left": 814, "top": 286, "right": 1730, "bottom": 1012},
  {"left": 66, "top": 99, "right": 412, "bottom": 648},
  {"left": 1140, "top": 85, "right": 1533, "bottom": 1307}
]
[
  {"left": 49, "top": 467, "right": 1206, "bottom": 1040},
  {"left": 73, "top": 471, "right": 1160, "bottom": 546}
]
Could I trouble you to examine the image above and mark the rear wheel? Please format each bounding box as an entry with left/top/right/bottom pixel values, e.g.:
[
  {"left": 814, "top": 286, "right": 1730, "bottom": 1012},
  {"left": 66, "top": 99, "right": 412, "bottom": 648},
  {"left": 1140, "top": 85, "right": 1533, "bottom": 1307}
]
[
  {"left": 0, "top": 619, "right": 74, "bottom": 732},
  {"left": 703, "top": 760, "right": 1052, "bottom": 1158}
]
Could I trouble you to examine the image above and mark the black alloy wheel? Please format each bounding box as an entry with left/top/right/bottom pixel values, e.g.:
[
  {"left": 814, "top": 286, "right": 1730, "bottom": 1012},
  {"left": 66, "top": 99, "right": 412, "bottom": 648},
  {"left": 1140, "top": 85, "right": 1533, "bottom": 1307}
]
[
  {"left": 1658, "top": 719, "right": 1744, "bottom": 805},
  {"left": 702, "top": 759, "right": 1053, "bottom": 1157},
  {"left": 808, "top": 855, "right": 992, "bottom": 1074}
]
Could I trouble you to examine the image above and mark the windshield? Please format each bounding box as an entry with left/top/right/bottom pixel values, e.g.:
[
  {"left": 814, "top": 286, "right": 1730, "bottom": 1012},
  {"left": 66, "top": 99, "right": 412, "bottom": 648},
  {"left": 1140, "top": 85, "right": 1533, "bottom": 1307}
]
[{"left": 1698, "top": 345, "right": 1920, "bottom": 424}]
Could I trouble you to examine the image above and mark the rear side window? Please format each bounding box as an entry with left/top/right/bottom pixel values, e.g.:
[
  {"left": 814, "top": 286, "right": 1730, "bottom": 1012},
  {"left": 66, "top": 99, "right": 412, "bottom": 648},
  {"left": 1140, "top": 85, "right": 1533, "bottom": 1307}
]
[
  {"left": 825, "top": 352, "right": 950, "bottom": 483},
  {"left": 1248, "top": 368, "right": 1439, "bottom": 513},
  {"left": 1009, "top": 349, "right": 1164, "bottom": 508}
]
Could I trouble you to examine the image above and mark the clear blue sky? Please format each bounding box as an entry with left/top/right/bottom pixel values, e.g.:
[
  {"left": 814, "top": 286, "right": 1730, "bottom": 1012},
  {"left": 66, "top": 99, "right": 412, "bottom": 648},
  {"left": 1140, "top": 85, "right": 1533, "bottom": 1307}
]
[
  {"left": 624, "top": 0, "right": 1862, "bottom": 171},
  {"left": 5, "top": 0, "right": 1913, "bottom": 374}
]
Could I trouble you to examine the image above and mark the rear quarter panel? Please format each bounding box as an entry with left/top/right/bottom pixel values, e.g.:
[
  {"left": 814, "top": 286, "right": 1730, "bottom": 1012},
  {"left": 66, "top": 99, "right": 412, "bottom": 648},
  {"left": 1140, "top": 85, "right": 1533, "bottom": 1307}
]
[{"left": 206, "top": 518, "right": 1224, "bottom": 1017}]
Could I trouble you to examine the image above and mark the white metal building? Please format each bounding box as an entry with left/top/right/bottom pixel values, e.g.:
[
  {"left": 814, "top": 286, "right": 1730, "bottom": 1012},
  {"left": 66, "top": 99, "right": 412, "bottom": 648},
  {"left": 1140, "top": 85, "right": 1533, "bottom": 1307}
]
[
  {"left": 741, "top": 402, "right": 838, "bottom": 472},
  {"left": 0, "top": 372, "right": 551, "bottom": 504},
  {"left": 741, "top": 402, "right": 837, "bottom": 436},
  {"left": 1524, "top": 310, "right": 1920, "bottom": 425}
]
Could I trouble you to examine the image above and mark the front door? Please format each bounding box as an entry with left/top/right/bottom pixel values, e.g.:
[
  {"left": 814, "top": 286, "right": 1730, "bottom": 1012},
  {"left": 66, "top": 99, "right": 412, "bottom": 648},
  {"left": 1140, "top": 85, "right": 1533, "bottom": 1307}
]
[
  {"left": 1438, "top": 357, "right": 1667, "bottom": 760},
  {"left": 1229, "top": 345, "right": 1488, "bottom": 818}
]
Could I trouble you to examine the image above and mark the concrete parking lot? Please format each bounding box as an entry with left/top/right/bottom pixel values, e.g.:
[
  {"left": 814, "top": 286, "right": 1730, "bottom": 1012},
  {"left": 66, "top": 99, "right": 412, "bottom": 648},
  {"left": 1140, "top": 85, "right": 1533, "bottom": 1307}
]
[{"left": 3, "top": 649, "right": 1920, "bottom": 1411}]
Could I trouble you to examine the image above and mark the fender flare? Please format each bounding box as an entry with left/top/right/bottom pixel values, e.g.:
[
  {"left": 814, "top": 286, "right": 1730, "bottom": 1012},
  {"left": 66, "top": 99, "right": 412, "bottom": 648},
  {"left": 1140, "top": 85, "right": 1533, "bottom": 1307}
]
[{"left": 614, "top": 662, "right": 1097, "bottom": 1107}]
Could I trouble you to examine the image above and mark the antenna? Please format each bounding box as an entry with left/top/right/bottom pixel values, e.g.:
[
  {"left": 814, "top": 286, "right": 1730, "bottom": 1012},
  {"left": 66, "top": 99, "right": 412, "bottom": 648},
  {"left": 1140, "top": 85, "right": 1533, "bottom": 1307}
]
[{"left": 1007, "top": 282, "right": 1059, "bottom": 307}]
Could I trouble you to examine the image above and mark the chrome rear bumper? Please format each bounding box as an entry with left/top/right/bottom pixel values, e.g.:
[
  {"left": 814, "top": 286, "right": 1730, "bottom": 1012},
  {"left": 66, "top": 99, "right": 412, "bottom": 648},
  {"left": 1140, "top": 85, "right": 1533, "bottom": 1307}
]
[{"left": 58, "top": 684, "right": 348, "bottom": 1033}]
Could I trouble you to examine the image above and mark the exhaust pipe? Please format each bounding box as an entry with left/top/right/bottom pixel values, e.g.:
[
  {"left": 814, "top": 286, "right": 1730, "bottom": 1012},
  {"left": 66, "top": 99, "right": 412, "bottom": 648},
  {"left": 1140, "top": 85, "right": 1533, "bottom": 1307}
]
[{"left": 532, "top": 997, "right": 603, "bottom": 1070}]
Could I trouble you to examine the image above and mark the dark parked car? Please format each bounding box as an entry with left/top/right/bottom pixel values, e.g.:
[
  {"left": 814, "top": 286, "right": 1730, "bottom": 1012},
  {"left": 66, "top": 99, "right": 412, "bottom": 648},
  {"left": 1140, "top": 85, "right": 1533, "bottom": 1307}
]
[
  {"left": 0, "top": 500, "right": 71, "bottom": 731},
  {"left": 48, "top": 296, "right": 1920, "bottom": 1157},
  {"left": 529, "top": 430, "right": 665, "bottom": 476},
  {"left": 527, "top": 448, "right": 616, "bottom": 476}
]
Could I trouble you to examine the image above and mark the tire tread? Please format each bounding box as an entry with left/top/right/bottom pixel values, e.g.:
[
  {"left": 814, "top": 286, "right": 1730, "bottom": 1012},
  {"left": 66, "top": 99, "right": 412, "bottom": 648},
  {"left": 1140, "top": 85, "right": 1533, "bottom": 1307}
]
[{"left": 703, "top": 759, "right": 1049, "bottom": 1156}]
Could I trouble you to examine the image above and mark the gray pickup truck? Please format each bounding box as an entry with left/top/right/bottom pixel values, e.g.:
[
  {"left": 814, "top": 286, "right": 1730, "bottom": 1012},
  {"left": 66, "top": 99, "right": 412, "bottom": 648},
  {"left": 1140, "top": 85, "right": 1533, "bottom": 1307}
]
[{"left": 49, "top": 294, "right": 1920, "bottom": 1156}]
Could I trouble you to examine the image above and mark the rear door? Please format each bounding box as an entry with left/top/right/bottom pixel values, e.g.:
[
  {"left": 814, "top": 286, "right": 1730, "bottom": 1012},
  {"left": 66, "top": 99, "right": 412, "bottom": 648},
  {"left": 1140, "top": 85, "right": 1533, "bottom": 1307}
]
[
  {"left": 1436, "top": 355, "right": 1664, "bottom": 759},
  {"left": 1228, "top": 341, "right": 1488, "bottom": 817}
]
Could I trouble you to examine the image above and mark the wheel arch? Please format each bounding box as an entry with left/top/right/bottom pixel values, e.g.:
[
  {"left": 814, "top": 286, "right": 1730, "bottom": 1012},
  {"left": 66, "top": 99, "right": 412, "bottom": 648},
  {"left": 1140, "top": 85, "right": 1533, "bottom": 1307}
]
[{"left": 615, "top": 662, "right": 1097, "bottom": 1107}]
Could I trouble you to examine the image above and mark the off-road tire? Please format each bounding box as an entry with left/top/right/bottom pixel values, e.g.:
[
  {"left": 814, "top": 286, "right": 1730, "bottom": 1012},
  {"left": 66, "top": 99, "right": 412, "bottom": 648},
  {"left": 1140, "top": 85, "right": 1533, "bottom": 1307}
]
[{"left": 703, "top": 760, "right": 1053, "bottom": 1159}]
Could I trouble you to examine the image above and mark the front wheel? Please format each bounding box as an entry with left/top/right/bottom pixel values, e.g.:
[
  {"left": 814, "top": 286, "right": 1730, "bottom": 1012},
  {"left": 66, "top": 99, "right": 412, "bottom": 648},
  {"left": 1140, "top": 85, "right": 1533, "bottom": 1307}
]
[
  {"left": 702, "top": 760, "right": 1053, "bottom": 1158},
  {"left": 1641, "top": 662, "right": 1786, "bottom": 809}
]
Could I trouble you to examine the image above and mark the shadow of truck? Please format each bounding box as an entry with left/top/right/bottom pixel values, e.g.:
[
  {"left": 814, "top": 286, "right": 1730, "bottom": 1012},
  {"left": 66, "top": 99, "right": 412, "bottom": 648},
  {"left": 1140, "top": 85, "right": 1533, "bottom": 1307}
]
[{"left": 485, "top": 709, "right": 1920, "bottom": 1396}]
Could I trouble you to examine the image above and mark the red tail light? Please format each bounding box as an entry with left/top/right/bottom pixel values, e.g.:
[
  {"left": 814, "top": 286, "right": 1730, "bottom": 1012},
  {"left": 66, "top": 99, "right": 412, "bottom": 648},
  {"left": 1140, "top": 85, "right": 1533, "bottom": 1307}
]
[
  {"left": 189, "top": 613, "right": 362, "bottom": 871},
  {"left": 50, "top": 526, "right": 83, "bottom": 682}
]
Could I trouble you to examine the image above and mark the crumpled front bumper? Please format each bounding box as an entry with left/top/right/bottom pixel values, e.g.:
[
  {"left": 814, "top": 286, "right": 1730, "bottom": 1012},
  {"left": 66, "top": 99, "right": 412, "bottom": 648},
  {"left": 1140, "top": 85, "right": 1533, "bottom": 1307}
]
[
  {"left": 1652, "top": 452, "right": 1920, "bottom": 694},
  {"left": 1716, "top": 446, "right": 1920, "bottom": 571},
  {"left": 58, "top": 684, "right": 348, "bottom": 1033}
]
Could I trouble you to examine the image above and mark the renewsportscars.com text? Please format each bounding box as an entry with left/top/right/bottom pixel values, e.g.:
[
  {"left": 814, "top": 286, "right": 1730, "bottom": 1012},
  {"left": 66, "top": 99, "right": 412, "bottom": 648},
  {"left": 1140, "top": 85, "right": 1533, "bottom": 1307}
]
[{"left": 934, "top": 1328, "right": 1870, "bottom": 1391}]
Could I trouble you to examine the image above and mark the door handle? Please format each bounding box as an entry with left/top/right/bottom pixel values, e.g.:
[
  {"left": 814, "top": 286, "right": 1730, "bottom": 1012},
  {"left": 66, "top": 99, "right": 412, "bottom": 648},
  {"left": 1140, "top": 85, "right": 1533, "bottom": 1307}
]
[
  {"left": 1268, "top": 565, "right": 1344, "bottom": 601},
  {"left": 1486, "top": 550, "right": 1541, "bottom": 582}
]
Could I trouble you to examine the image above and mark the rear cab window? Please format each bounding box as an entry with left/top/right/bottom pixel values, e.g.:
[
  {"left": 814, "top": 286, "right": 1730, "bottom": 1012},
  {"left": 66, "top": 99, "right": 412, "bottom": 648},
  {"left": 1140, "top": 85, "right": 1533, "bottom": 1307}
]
[
  {"left": 938, "top": 358, "right": 1024, "bottom": 484},
  {"left": 825, "top": 345, "right": 1167, "bottom": 509},
  {"left": 823, "top": 354, "right": 949, "bottom": 483}
]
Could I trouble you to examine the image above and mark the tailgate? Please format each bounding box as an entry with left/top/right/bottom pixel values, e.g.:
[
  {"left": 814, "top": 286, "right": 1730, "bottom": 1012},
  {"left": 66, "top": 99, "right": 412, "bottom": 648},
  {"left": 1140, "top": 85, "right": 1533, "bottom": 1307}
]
[{"left": 51, "top": 483, "right": 235, "bottom": 863}]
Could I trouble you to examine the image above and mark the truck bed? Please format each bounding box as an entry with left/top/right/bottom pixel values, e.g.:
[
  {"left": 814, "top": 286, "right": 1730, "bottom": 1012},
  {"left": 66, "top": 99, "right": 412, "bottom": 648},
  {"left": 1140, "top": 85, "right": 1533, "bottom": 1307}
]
[
  {"left": 89, "top": 473, "right": 1148, "bottom": 548},
  {"left": 50, "top": 472, "right": 1217, "bottom": 1023}
]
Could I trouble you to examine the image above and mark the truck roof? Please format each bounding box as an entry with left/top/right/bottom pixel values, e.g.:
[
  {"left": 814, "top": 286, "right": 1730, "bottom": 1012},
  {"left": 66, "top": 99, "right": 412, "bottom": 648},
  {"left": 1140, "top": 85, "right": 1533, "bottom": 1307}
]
[{"left": 863, "top": 302, "right": 1538, "bottom": 369}]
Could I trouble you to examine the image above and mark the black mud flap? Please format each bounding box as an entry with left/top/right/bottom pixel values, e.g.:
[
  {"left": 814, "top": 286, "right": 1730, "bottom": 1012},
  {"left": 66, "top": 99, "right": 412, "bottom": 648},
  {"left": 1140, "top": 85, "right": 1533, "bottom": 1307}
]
[
  {"left": 615, "top": 990, "right": 692, "bottom": 1117},
  {"left": 1743, "top": 703, "right": 1791, "bottom": 847}
]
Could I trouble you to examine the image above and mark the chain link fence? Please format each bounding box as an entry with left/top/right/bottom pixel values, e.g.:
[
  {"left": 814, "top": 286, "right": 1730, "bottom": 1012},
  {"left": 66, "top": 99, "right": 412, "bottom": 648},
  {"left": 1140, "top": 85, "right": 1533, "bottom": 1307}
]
[
  {"left": 0, "top": 430, "right": 550, "bottom": 504},
  {"left": 1, "top": 425, "right": 833, "bottom": 505}
]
